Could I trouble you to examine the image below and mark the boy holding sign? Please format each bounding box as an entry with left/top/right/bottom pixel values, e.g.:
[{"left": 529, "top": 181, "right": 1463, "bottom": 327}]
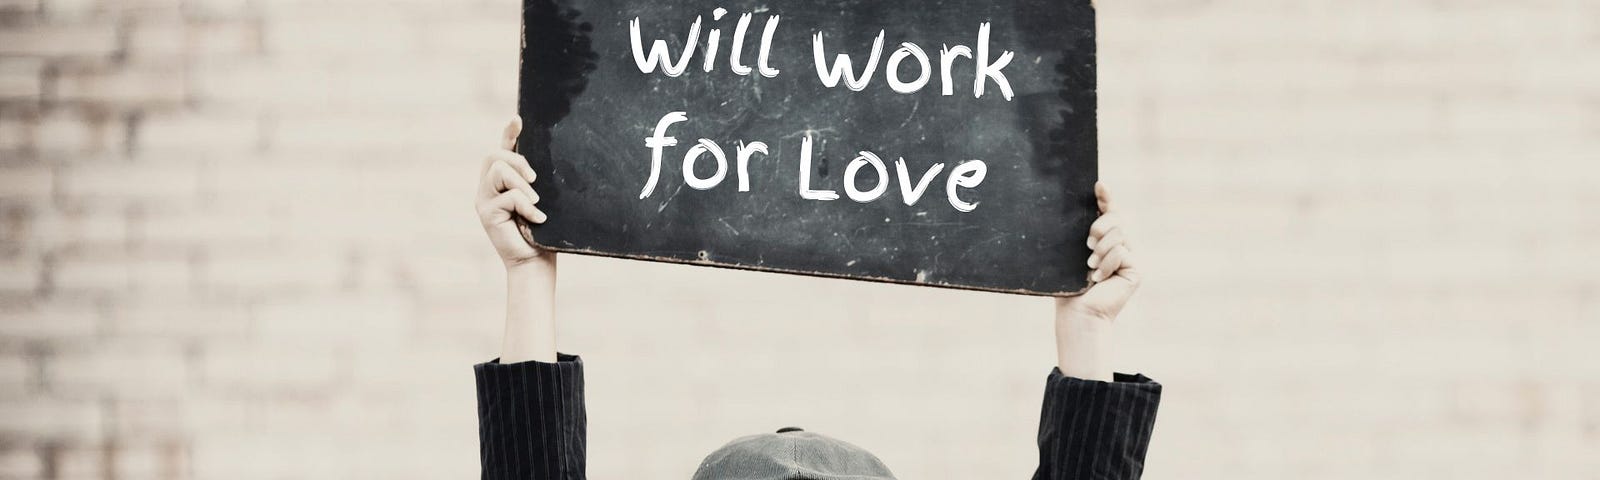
[{"left": 473, "top": 119, "right": 1159, "bottom": 479}]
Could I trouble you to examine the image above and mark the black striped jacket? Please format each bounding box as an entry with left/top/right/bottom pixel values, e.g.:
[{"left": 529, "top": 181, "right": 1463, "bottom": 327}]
[{"left": 475, "top": 354, "right": 1160, "bottom": 480}]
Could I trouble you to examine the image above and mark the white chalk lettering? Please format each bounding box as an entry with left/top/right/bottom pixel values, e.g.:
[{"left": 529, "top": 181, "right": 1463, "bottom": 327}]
[
  {"left": 894, "top": 158, "right": 945, "bottom": 206},
  {"left": 812, "top": 30, "right": 885, "bottom": 91},
  {"left": 798, "top": 134, "right": 840, "bottom": 201},
  {"left": 758, "top": 15, "right": 782, "bottom": 77},
  {"left": 886, "top": 43, "right": 931, "bottom": 94},
  {"left": 729, "top": 13, "right": 754, "bottom": 75},
  {"left": 686, "top": 10, "right": 777, "bottom": 77},
  {"left": 844, "top": 151, "right": 890, "bottom": 202},
  {"left": 735, "top": 141, "right": 768, "bottom": 192},
  {"left": 683, "top": 138, "right": 728, "bottom": 190},
  {"left": 945, "top": 160, "right": 987, "bottom": 212},
  {"left": 701, "top": 8, "right": 727, "bottom": 72},
  {"left": 630, "top": 16, "right": 702, "bottom": 77},
  {"left": 640, "top": 111, "right": 688, "bottom": 198},
  {"left": 973, "top": 23, "right": 1015, "bottom": 100},
  {"left": 939, "top": 44, "right": 972, "bottom": 96},
  {"left": 641, "top": 115, "right": 988, "bottom": 211}
]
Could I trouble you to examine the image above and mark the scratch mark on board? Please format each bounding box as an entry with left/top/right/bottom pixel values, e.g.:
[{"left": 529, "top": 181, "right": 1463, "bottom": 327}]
[
  {"left": 781, "top": 127, "right": 837, "bottom": 140},
  {"left": 718, "top": 218, "right": 739, "bottom": 236},
  {"left": 898, "top": 98, "right": 921, "bottom": 129},
  {"left": 656, "top": 183, "right": 686, "bottom": 213}
]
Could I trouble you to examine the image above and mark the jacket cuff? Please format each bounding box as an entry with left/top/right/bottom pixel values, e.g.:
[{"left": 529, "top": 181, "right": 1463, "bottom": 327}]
[
  {"left": 474, "top": 354, "right": 586, "bottom": 480},
  {"left": 1035, "top": 368, "right": 1162, "bottom": 480}
]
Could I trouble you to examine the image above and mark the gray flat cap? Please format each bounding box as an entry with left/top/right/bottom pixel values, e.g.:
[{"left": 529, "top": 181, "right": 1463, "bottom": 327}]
[{"left": 691, "top": 427, "right": 898, "bottom": 480}]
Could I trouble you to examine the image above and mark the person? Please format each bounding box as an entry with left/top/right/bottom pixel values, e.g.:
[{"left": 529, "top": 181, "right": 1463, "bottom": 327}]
[{"left": 473, "top": 118, "right": 1160, "bottom": 480}]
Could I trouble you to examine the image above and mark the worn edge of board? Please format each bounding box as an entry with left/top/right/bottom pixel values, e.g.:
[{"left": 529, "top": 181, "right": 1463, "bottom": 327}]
[
  {"left": 509, "top": 0, "right": 1098, "bottom": 298},
  {"left": 512, "top": 216, "right": 1093, "bottom": 297}
]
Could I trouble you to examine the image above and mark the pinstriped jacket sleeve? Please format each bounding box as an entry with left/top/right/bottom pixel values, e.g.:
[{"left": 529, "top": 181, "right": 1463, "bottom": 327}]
[
  {"left": 1031, "top": 369, "right": 1162, "bottom": 480},
  {"left": 475, "top": 354, "right": 587, "bottom": 480}
]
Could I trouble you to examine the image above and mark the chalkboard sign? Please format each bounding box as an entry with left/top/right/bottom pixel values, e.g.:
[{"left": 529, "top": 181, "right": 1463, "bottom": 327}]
[{"left": 517, "top": 0, "right": 1098, "bottom": 296}]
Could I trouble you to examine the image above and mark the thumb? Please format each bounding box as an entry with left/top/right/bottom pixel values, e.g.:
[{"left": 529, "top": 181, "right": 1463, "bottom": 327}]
[
  {"left": 1095, "top": 181, "right": 1115, "bottom": 214},
  {"left": 501, "top": 116, "right": 523, "bottom": 151}
]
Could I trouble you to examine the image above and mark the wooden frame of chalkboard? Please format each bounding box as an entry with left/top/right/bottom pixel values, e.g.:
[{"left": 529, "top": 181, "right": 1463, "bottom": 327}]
[{"left": 514, "top": 0, "right": 1098, "bottom": 296}]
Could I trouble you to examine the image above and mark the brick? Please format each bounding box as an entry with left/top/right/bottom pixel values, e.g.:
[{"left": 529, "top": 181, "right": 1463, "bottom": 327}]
[
  {"left": 124, "top": 17, "right": 188, "bottom": 61},
  {"left": 188, "top": 59, "right": 341, "bottom": 111},
  {"left": 416, "top": 13, "right": 519, "bottom": 58},
  {"left": 46, "top": 340, "right": 190, "bottom": 399},
  {"left": 335, "top": 66, "right": 487, "bottom": 112},
  {"left": 108, "top": 399, "right": 190, "bottom": 439},
  {"left": 0, "top": 22, "right": 118, "bottom": 58},
  {"left": 43, "top": 0, "right": 183, "bottom": 19},
  {"left": 50, "top": 250, "right": 191, "bottom": 294},
  {"left": 181, "top": 0, "right": 249, "bottom": 16},
  {"left": 1444, "top": 97, "right": 1592, "bottom": 136},
  {"left": 113, "top": 0, "right": 184, "bottom": 12},
  {"left": 131, "top": 206, "right": 276, "bottom": 250},
  {"left": 254, "top": 295, "right": 407, "bottom": 345},
  {"left": 198, "top": 342, "right": 340, "bottom": 394},
  {"left": 198, "top": 247, "right": 344, "bottom": 294},
  {"left": 265, "top": 112, "right": 487, "bottom": 152},
  {"left": 394, "top": 251, "right": 501, "bottom": 293},
  {"left": 108, "top": 299, "right": 250, "bottom": 339},
  {"left": 53, "top": 65, "right": 189, "bottom": 107},
  {"left": 0, "top": 164, "right": 52, "bottom": 199},
  {"left": 0, "top": 58, "right": 45, "bottom": 100},
  {"left": 126, "top": 17, "right": 264, "bottom": 61},
  {"left": 33, "top": 107, "right": 125, "bottom": 155},
  {"left": 0, "top": 446, "right": 43, "bottom": 479},
  {"left": 0, "top": 111, "right": 32, "bottom": 152},
  {"left": 0, "top": 299, "right": 100, "bottom": 338},
  {"left": 181, "top": 394, "right": 335, "bottom": 439},
  {"left": 132, "top": 112, "right": 259, "bottom": 156},
  {"left": 262, "top": 11, "right": 419, "bottom": 58},
  {"left": 190, "top": 434, "right": 345, "bottom": 480},
  {"left": 110, "top": 441, "right": 185, "bottom": 480},
  {"left": 0, "top": 398, "right": 102, "bottom": 440},
  {"left": 0, "top": 0, "right": 41, "bottom": 14},
  {"left": 0, "top": 258, "right": 42, "bottom": 293},
  {"left": 41, "top": 0, "right": 94, "bottom": 17},
  {"left": 57, "top": 161, "right": 201, "bottom": 202},
  {"left": 14, "top": 206, "right": 129, "bottom": 252},
  {"left": 347, "top": 344, "right": 478, "bottom": 397},
  {"left": 0, "top": 350, "right": 33, "bottom": 395},
  {"left": 411, "top": 295, "right": 500, "bottom": 342},
  {"left": 51, "top": 444, "right": 104, "bottom": 480}
]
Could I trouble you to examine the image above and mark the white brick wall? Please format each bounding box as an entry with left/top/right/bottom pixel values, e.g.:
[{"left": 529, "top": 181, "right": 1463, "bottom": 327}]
[{"left": 1, "top": 0, "right": 1596, "bottom": 479}]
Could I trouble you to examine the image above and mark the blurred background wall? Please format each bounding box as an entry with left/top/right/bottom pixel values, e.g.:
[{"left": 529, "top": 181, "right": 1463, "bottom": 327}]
[{"left": 0, "top": 0, "right": 1596, "bottom": 479}]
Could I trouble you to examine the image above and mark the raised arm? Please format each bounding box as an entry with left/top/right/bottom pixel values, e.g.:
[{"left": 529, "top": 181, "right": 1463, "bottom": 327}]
[
  {"left": 479, "top": 117, "right": 558, "bottom": 363},
  {"left": 1032, "top": 182, "right": 1161, "bottom": 480},
  {"left": 473, "top": 117, "right": 587, "bottom": 480}
]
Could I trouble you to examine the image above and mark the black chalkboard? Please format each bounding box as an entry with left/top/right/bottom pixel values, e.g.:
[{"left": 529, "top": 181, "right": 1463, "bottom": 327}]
[{"left": 517, "top": 0, "right": 1097, "bottom": 296}]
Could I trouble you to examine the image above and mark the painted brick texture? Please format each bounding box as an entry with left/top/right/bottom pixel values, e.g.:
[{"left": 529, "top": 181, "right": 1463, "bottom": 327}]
[{"left": 0, "top": 0, "right": 1596, "bottom": 479}]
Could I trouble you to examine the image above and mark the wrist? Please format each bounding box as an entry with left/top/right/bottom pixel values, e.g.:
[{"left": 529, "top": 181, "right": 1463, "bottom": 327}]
[
  {"left": 1054, "top": 332, "right": 1112, "bottom": 381},
  {"left": 1054, "top": 301, "right": 1114, "bottom": 382},
  {"left": 1054, "top": 301, "right": 1114, "bottom": 336},
  {"left": 505, "top": 255, "right": 557, "bottom": 280},
  {"left": 501, "top": 256, "right": 557, "bottom": 364}
]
